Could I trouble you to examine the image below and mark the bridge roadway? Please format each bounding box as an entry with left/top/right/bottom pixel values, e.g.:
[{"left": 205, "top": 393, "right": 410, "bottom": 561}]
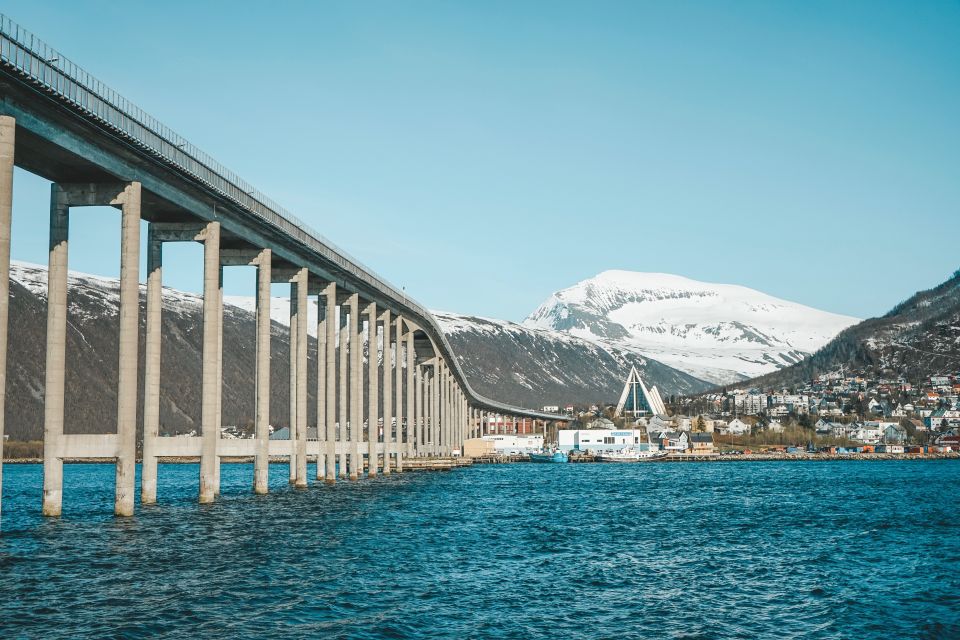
[{"left": 0, "top": 15, "right": 568, "bottom": 526}]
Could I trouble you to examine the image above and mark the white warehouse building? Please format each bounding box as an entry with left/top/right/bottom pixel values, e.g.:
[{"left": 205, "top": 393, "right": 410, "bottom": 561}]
[
  {"left": 480, "top": 434, "right": 544, "bottom": 454},
  {"left": 558, "top": 429, "right": 652, "bottom": 453}
]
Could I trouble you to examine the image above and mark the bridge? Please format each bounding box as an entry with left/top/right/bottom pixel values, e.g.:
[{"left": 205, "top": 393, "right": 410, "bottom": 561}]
[{"left": 0, "top": 15, "right": 568, "bottom": 527}]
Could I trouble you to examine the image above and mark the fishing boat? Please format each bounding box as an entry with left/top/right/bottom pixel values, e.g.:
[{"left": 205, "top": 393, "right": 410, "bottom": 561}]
[
  {"left": 596, "top": 449, "right": 668, "bottom": 462},
  {"left": 528, "top": 450, "right": 568, "bottom": 463}
]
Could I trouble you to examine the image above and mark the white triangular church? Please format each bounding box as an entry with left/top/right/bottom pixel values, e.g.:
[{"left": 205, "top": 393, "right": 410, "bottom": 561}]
[{"left": 614, "top": 366, "right": 667, "bottom": 417}]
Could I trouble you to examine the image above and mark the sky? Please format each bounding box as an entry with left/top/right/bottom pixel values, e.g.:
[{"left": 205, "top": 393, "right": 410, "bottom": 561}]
[{"left": 3, "top": 1, "right": 959, "bottom": 322}]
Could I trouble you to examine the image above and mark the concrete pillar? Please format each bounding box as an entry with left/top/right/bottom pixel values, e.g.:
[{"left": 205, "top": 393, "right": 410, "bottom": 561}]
[
  {"left": 436, "top": 364, "right": 443, "bottom": 455},
  {"left": 438, "top": 370, "right": 443, "bottom": 456},
  {"left": 418, "top": 367, "right": 437, "bottom": 456},
  {"left": 443, "top": 364, "right": 450, "bottom": 455},
  {"left": 431, "top": 364, "right": 439, "bottom": 457},
  {"left": 199, "top": 221, "right": 221, "bottom": 504},
  {"left": 0, "top": 116, "right": 13, "bottom": 531},
  {"left": 253, "top": 250, "right": 271, "bottom": 494},
  {"left": 394, "top": 316, "right": 404, "bottom": 470},
  {"left": 141, "top": 231, "right": 162, "bottom": 504},
  {"left": 213, "top": 266, "right": 223, "bottom": 497},
  {"left": 366, "top": 303, "right": 378, "bottom": 476},
  {"left": 414, "top": 364, "right": 424, "bottom": 458},
  {"left": 348, "top": 293, "right": 361, "bottom": 479},
  {"left": 381, "top": 310, "right": 392, "bottom": 475},
  {"left": 414, "top": 363, "right": 424, "bottom": 458},
  {"left": 114, "top": 183, "right": 141, "bottom": 517},
  {"left": 316, "top": 288, "right": 326, "bottom": 481},
  {"left": 406, "top": 330, "right": 416, "bottom": 460},
  {"left": 442, "top": 372, "right": 448, "bottom": 455},
  {"left": 323, "top": 283, "right": 337, "bottom": 483},
  {"left": 288, "top": 279, "right": 298, "bottom": 484},
  {"left": 295, "top": 269, "right": 308, "bottom": 488},
  {"left": 338, "top": 301, "right": 348, "bottom": 478},
  {"left": 42, "top": 186, "right": 69, "bottom": 517}
]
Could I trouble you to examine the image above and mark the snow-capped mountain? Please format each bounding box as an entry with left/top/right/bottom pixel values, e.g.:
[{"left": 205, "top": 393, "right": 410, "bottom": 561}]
[{"left": 524, "top": 270, "right": 860, "bottom": 385}]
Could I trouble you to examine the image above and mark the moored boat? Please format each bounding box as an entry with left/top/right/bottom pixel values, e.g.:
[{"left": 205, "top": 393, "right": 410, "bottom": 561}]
[
  {"left": 528, "top": 451, "right": 569, "bottom": 463},
  {"left": 596, "top": 449, "right": 667, "bottom": 462}
]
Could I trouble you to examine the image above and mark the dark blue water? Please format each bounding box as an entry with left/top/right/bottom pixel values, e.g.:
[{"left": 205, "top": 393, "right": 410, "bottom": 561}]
[{"left": 1, "top": 461, "right": 958, "bottom": 639}]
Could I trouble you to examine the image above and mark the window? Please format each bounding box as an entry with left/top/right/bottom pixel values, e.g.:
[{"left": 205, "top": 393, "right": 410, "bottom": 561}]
[{"left": 604, "top": 437, "right": 614, "bottom": 444}]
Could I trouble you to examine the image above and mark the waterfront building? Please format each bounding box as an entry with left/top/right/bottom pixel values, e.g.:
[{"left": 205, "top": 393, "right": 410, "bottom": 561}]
[
  {"left": 688, "top": 432, "right": 716, "bottom": 455},
  {"left": 653, "top": 430, "right": 689, "bottom": 451},
  {"left": 479, "top": 434, "right": 544, "bottom": 455},
  {"left": 557, "top": 428, "right": 650, "bottom": 452}
]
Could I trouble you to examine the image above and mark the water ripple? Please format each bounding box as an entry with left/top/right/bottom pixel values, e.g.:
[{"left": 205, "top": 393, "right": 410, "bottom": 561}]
[{"left": 0, "top": 461, "right": 958, "bottom": 638}]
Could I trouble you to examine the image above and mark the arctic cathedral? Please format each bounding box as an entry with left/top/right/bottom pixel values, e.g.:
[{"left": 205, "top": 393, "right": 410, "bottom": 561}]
[{"left": 614, "top": 366, "right": 667, "bottom": 418}]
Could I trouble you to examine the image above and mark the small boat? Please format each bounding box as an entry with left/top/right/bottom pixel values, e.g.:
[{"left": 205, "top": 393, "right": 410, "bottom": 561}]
[
  {"left": 597, "top": 449, "right": 668, "bottom": 463},
  {"left": 529, "top": 450, "right": 568, "bottom": 463}
]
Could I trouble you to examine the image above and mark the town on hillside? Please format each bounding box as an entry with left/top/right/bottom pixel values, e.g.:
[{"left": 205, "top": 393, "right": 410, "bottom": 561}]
[{"left": 480, "top": 368, "right": 960, "bottom": 458}]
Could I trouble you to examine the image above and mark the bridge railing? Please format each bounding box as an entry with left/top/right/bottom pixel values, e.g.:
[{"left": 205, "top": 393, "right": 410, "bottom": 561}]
[{"left": 0, "top": 13, "right": 565, "bottom": 422}]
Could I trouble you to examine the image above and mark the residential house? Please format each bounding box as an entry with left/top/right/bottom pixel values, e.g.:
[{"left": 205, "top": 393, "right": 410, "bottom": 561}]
[
  {"left": 688, "top": 432, "right": 716, "bottom": 455},
  {"left": 656, "top": 431, "right": 689, "bottom": 452},
  {"left": 883, "top": 424, "right": 907, "bottom": 444},
  {"left": 722, "top": 418, "right": 751, "bottom": 436}
]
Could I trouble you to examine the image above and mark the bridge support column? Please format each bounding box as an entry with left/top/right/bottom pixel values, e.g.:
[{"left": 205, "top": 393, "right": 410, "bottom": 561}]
[
  {"left": 254, "top": 251, "right": 271, "bottom": 494},
  {"left": 0, "top": 116, "right": 13, "bottom": 530},
  {"left": 213, "top": 266, "right": 224, "bottom": 497},
  {"left": 348, "top": 293, "right": 361, "bottom": 480},
  {"left": 42, "top": 188, "right": 68, "bottom": 517},
  {"left": 323, "top": 283, "right": 337, "bottom": 483},
  {"left": 431, "top": 362, "right": 439, "bottom": 458},
  {"left": 288, "top": 279, "right": 298, "bottom": 484},
  {"left": 199, "top": 221, "right": 221, "bottom": 504},
  {"left": 293, "top": 268, "right": 309, "bottom": 488},
  {"left": 141, "top": 229, "right": 162, "bottom": 505},
  {"left": 440, "top": 370, "right": 446, "bottom": 456},
  {"left": 114, "top": 184, "right": 141, "bottom": 517},
  {"left": 407, "top": 329, "right": 416, "bottom": 460},
  {"left": 446, "top": 366, "right": 452, "bottom": 455},
  {"left": 395, "top": 317, "right": 404, "bottom": 470},
  {"left": 365, "top": 302, "right": 379, "bottom": 477},
  {"left": 338, "top": 298, "right": 349, "bottom": 478},
  {"left": 443, "top": 373, "right": 449, "bottom": 455},
  {"left": 381, "top": 310, "right": 392, "bottom": 475},
  {"left": 43, "top": 182, "right": 142, "bottom": 517},
  {"left": 315, "top": 286, "right": 326, "bottom": 481}
]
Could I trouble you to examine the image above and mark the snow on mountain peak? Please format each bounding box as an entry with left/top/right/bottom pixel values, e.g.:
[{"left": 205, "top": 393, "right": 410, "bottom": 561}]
[{"left": 524, "top": 271, "right": 860, "bottom": 385}]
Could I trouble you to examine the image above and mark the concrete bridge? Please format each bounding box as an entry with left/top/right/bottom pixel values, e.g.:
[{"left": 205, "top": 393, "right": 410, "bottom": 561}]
[{"left": 0, "top": 15, "right": 567, "bottom": 527}]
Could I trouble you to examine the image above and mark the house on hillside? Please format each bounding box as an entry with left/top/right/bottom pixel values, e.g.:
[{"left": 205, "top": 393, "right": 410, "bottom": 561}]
[
  {"left": 883, "top": 424, "right": 907, "bottom": 444},
  {"left": 688, "top": 432, "right": 715, "bottom": 455},
  {"left": 722, "top": 418, "right": 751, "bottom": 436}
]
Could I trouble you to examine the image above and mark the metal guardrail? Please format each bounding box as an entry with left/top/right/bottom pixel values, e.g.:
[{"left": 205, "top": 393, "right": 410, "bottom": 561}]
[{"left": 0, "top": 13, "right": 566, "bottom": 421}]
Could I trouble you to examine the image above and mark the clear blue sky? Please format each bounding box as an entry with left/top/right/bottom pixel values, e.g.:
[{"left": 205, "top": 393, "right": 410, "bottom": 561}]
[{"left": 4, "top": 1, "right": 959, "bottom": 321}]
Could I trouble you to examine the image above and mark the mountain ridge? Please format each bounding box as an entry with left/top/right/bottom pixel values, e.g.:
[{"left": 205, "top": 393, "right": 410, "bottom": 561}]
[{"left": 746, "top": 269, "right": 960, "bottom": 388}]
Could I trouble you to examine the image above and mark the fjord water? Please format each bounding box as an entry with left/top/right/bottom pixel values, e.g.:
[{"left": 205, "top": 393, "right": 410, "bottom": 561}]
[{"left": 1, "top": 461, "right": 958, "bottom": 639}]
